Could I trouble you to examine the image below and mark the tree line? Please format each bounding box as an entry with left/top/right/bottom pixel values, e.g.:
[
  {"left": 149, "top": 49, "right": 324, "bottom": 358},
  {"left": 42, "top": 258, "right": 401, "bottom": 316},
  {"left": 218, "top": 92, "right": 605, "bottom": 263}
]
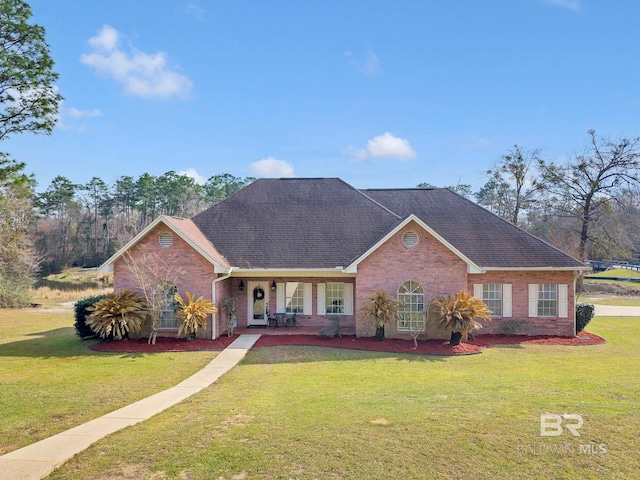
[
  {"left": 423, "top": 131, "right": 640, "bottom": 266},
  {"left": 34, "top": 172, "right": 255, "bottom": 274}
]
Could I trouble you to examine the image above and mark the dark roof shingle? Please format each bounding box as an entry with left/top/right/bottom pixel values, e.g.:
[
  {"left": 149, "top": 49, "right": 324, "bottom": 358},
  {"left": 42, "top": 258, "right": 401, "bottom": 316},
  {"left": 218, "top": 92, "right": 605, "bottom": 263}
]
[
  {"left": 361, "top": 188, "right": 585, "bottom": 269},
  {"left": 191, "top": 178, "right": 585, "bottom": 270},
  {"left": 192, "top": 178, "right": 400, "bottom": 269}
]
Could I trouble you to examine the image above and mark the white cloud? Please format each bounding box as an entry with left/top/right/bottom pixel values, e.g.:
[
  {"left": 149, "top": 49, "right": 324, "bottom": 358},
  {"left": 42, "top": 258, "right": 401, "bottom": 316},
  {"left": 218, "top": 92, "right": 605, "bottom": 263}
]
[
  {"left": 178, "top": 168, "right": 207, "bottom": 185},
  {"left": 544, "top": 0, "right": 580, "bottom": 11},
  {"left": 250, "top": 157, "right": 295, "bottom": 177},
  {"left": 186, "top": 2, "right": 206, "bottom": 20},
  {"left": 345, "top": 50, "right": 380, "bottom": 75},
  {"left": 346, "top": 132, "right": 417, "bottom": 161},
  {"left": 80, "top": 25, "right": 193, "bottom": 99},
  {"left": 67, "top": 107, "right": 103, "bottom": 118}
]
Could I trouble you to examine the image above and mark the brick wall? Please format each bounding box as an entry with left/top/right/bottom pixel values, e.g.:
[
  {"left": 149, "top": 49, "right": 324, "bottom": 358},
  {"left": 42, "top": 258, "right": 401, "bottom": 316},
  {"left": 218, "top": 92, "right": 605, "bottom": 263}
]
[
  {"left": 355, "top": 222, "right": 468, "bottom": 340},
  {"left": 113, "top": 223, "right": 216, "bottom": 338},
  {"left": 467, "top": 270, "right": 577, "bottom": 337},
  {"left": 354, "top": 221, "right": 578, "bottom": 339}
]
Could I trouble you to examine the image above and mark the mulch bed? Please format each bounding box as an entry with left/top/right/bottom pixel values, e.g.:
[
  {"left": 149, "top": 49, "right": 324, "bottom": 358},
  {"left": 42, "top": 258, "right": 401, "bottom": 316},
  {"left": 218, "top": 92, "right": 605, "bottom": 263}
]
[{"left": 91, "top": 331, "right": 605, "bottom": 356}]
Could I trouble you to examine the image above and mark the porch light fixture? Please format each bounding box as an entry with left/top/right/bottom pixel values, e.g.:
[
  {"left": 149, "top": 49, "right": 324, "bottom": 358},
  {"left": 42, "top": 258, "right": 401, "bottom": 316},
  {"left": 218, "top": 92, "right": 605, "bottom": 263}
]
[
  {"left": 238, "top": 280, "right": 244, "bottom": 291},
  {"left": 271, "top": 280, "right": 276, "bottom": 291}
]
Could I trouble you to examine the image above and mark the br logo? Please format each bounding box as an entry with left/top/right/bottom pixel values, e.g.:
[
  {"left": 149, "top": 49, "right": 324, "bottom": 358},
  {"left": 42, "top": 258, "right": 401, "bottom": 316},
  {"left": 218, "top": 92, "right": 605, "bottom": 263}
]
[{"left": 540, "top": 414, "right": 584, "bottom": 437}]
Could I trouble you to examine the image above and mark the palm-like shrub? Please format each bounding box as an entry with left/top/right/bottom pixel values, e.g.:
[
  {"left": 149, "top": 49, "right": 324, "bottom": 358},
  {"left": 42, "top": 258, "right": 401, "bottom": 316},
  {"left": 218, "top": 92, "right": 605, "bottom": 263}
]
[
  {"left": 174, "top": 292, "right": 218, "bottom": 340},
  {"left": 359, "top": 289, "right": 401, "bottom": 341},
  {"left": 220, "top": 297, "right": 237, "bottom": 337},
  {"left": 74, "top": 294, "right": 108, "bottom": 339},
  {"left": 428, "top": 290, "right": 492, "bottom": 345},
  {"left": 87, "top": 290, "right": 149, "bottom": 340}
]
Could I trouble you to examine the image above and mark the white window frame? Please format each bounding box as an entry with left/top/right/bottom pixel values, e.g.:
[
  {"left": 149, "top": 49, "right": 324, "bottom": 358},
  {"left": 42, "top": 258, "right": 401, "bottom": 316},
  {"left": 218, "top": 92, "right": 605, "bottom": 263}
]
[
  {"left": 474, "top": 283, "right": 512, "bottom": 318},
  {"left": 528, "top": 284, "right": 568, "bottom": 318},
  {"left": 157, "top": 283, "right": 178, "bottom": 329},
  {"left": 317, "top": 282, "right": 353, "bottom": 315},
  {"left": 276, "top": 282, "right": 312, "bottom": 315},
  {"left": 397, "top": 281, "right": 425, "bottom": 332}
]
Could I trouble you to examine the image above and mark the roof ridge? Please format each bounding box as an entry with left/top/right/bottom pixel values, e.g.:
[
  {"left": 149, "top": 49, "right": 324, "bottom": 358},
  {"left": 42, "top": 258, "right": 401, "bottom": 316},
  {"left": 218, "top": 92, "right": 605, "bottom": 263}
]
[{"left": 355, "top": 187, "right": 403, "bottom": 220}]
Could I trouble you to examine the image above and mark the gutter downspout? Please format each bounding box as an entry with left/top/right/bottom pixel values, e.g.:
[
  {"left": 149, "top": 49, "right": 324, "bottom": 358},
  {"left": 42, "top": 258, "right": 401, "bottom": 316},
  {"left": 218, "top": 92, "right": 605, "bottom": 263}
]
[{"left": 211, "top": 269, "right": 233, "bottom": 339}]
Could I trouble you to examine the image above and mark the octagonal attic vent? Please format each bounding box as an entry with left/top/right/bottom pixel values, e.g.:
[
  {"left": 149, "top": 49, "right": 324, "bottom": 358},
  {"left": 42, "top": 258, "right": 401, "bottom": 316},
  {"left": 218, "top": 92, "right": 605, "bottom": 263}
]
[
  {"left": 402, "top": 231, "right": 419, "bottom": 248},
  {"left": 158, "top": 232, "right": 174, "bottom": 248}
]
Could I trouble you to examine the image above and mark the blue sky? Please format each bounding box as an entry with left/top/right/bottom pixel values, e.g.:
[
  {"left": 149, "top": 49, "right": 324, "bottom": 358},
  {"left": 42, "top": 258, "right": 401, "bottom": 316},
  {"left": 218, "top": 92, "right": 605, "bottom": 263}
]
[{"left": 7, "top": 0, "right": 640, "bottom": 192}]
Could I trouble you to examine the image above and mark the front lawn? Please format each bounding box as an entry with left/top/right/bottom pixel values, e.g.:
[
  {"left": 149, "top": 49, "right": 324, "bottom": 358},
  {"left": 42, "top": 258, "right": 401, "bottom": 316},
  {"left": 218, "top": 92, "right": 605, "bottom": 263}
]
[
  {"left": 0, "top": 307, "right": 218, "bottom": 454},
  {"left": 46, "top": 315, "right": 640, "bottom": 480}
]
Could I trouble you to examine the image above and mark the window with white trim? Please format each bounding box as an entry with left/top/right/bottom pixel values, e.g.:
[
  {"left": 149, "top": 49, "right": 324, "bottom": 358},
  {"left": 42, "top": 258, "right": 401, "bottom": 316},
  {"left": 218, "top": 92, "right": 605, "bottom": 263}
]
[
  {"left": 317, "top": 283, "right": 353, "bottom": 315},
  {"left": 326, "top": 282, "right": 345, "bottom": 314},
  {"left": 157, "top": 283, "right": 178, "bottom": 329},
  {"left": 398, "top": 281, "right": 425, "bottom": 332},
  {"left": 528, "top": 284, "right": 568, "bottom": 318},
  {"left": 474, "top": 283, "right": 512, "bottom": 317},
  {"left": 483, "top": 284, "right": 502, "bottom": 316},
  {"left": 538, "top": 283, "right": 558, "bottom": 317},
  {"left": 285, "top": 282, "right": 304, "bottom": 314}
]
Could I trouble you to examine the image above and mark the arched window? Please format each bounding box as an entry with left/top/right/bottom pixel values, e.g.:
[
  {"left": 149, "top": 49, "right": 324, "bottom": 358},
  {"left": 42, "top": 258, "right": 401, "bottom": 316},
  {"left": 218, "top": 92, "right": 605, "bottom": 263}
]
[{"left": 398, "top": 281, "right": 425, "bottom": 332}]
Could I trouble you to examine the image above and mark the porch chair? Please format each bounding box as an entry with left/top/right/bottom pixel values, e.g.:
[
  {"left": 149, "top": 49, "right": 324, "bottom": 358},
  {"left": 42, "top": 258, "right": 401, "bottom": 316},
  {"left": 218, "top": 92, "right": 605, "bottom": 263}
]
[{"left": 266, "top": 307, "right": 278, "bottom": 328}]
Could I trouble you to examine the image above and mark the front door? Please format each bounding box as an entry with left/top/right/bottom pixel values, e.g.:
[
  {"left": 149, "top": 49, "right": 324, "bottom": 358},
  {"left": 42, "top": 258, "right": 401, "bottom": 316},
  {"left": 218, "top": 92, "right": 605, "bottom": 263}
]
[{"left": 247, "top": 281, "right": 268, "bottom": 326}]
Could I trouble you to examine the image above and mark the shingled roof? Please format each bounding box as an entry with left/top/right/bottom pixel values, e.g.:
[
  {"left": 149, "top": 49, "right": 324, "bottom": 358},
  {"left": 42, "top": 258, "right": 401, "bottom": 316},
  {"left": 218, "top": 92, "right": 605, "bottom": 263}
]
[
  {"left": 192, "top": 178, "right": 401, "bottom": 269},
  {"left": 191, "top": 178, "right": 586, "bottom": 271},
  {"left": 361, "top": 187, "right": 586, "bottom": 269}
]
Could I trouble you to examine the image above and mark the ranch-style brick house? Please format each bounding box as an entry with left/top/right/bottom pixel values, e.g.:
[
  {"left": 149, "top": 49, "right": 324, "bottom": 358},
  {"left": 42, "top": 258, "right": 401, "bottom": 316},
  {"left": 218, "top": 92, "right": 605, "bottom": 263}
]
[{"left": 99, "top": 177, "right": 590, "bottom": 340}]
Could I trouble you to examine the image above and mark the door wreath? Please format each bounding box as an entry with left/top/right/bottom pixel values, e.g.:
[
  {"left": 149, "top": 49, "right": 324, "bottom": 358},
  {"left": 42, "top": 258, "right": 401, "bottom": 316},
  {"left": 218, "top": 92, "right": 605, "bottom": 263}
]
[{"left": 253, "top": 286, "right": 265, "bottom": 302}]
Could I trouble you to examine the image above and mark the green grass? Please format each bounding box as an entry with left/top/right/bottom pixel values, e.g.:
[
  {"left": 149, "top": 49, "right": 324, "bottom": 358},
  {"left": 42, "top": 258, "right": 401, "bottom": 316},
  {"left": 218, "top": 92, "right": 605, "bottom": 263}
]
[
  {"left": 579, "top": 295, "right": 640, "bottom": 306},
  {"left": 40, "top": 315, "right": 640, "bottom": 479},
  {"left": 0, "top": 307, "right": 218, "bottom": 454},
  {"left": 587, "top": 268, "right": 640, "bottom": 279}
]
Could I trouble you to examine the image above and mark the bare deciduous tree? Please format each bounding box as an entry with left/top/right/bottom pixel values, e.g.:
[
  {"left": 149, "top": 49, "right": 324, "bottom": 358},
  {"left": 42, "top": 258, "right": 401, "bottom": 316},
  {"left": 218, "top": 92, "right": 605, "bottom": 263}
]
[
  {"left": 538, "top": 130, "right": 640, "bottom": 263},
  {"left": 476, "top": 145, "right": 543, "bottom": 226},
  {"left": 122, "top": 251, "right": 183, "bottom": 344}
]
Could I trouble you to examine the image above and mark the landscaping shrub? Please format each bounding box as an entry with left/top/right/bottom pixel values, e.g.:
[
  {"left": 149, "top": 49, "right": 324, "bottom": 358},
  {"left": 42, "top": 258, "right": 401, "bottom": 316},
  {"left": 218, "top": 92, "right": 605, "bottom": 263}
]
[
  {"left": 319, "top": 316, "right": 342, "bottom": 337},
  {"left": 86, "top": 290, "right": 149, "bottom": 340},
  {"left": 428, "top": 290, "right": 492, "bottom": 345},
  {"left": 74, "top": 294, "right": 107, "bottom": 339},
  {"left": 498, "top": 319, "right": 530, "bottom": 336},
  {"left": 174, "top": 292, "right": 217, "bottom": 340},
  {"left": 576, "top": 303, "right": 595, "bottom": 333}
]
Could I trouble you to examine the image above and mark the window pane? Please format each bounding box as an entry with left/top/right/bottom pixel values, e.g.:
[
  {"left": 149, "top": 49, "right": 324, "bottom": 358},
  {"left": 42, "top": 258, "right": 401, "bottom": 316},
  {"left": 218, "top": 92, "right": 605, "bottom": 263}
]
[
  {"left": 159, "top": 310, "right": 178, "bottom": 329},
  {"left": 538, "top": 284, "right": 557, "bottom": 317},
  {"left": 285, "top": 282, "right": 304, "bottom": 313},
  {"left": 398, "top": 281, "right": 425, "bottom": 331},
  {"left": 482, "top": 283, "right": 502, "bottom": 316},
  {"left": 326, "top": 282, "right": 344, "bottom": 314}
]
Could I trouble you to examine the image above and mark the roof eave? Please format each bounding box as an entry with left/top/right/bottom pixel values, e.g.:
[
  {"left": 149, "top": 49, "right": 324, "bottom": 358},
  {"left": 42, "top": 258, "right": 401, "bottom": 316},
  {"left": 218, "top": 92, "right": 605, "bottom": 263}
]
[
  {"left": 479, "top": 266, "right": 592, "bottom": 272},
  {"left": 345, "top": 214, "right": 484, "bottom": 274},
  {"left": 97, "top": 215, "right": 230, "bottom": 274}
]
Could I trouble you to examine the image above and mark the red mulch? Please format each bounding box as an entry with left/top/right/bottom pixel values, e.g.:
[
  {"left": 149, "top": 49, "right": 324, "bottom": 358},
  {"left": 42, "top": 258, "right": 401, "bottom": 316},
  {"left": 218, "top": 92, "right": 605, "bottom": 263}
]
[
  {"left": 91, "top": 331, "right": 605, "bottom": 356},
  {"left": 92, "top": 335, "right": 238, "bottom": 352}
]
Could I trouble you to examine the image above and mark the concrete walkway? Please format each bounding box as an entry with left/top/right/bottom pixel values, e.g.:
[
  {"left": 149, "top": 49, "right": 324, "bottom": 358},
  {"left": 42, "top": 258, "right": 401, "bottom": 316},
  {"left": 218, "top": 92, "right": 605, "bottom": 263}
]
[
  {"left": 594, "top": 304, "right": 640, "bottom": 316},
  {"left": 0, "top": 334, "right": 261, "bottom": 480}
]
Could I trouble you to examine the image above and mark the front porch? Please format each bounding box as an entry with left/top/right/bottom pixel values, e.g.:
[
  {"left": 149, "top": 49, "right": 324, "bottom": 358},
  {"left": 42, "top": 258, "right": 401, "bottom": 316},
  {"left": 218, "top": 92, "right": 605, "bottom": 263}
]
[{"left": 230, "top": 325, "right": 356, "bottom": 336}]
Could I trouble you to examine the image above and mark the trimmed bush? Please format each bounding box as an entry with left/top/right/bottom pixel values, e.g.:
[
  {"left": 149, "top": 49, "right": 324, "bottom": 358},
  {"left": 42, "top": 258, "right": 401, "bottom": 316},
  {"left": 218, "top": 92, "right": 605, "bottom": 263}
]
[
  {"left": 576, "top": 303, "right": 595, "bottom": 333},
  {"left": 74, "top": 294, "right": 107, "bottom": 339}
]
